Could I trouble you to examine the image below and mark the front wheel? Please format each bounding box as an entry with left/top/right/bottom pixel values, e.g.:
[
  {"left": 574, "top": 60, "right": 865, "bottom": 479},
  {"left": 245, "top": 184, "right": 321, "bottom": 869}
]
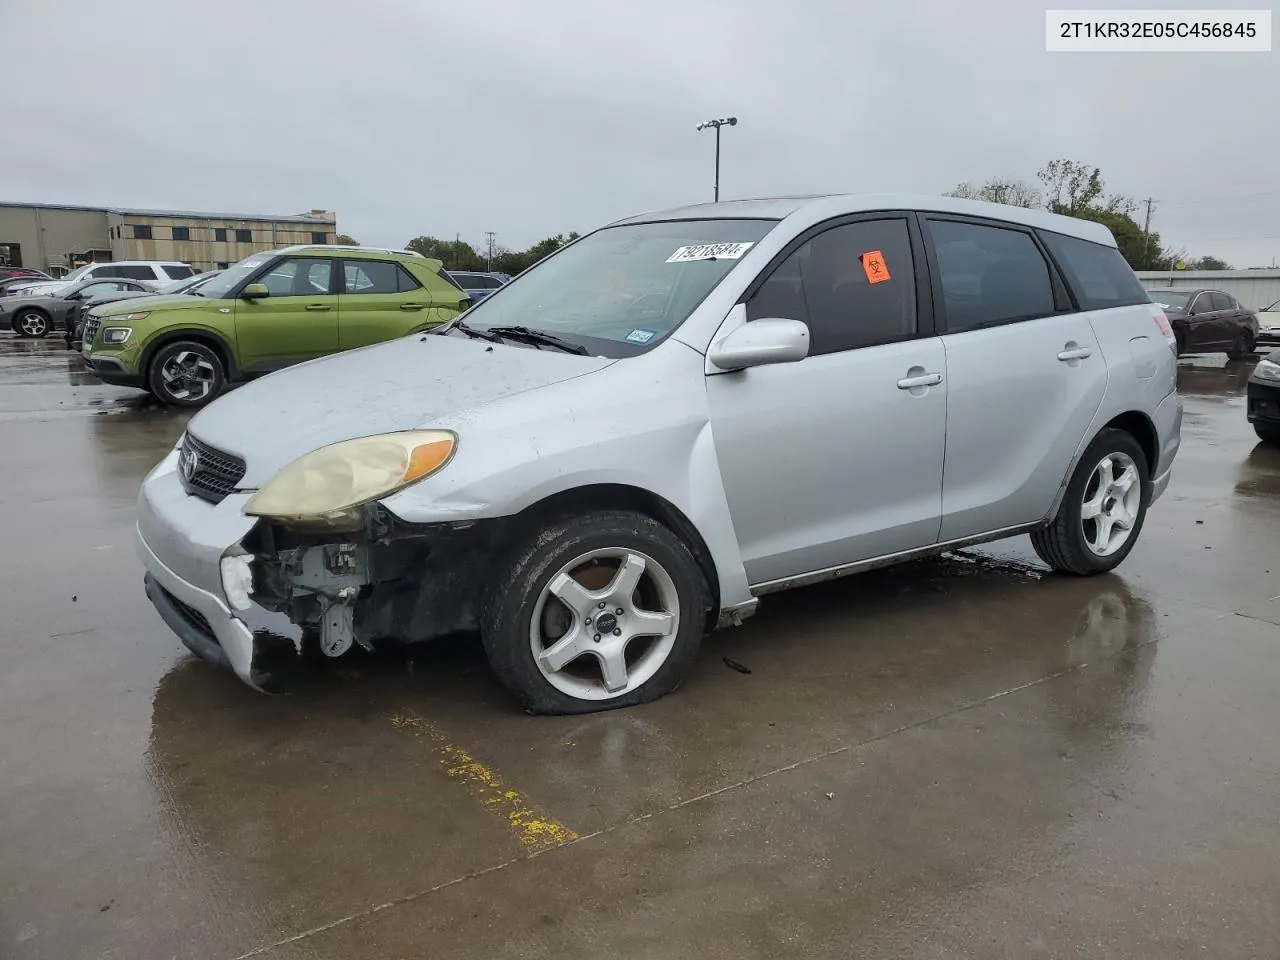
[
  {"left": 480, "top": 510, "right": 710, "bottom": 715},
  {"left": 147, "top": 340, "right": 226, "bottom": 408},
  {"left": 1031, "top": 428, "right": 1151, "bottom": 576},
  {"left": 13, "top": 309, "right": 50, "bottom": 338},
  {"left": 1255, "top": 421, "right": 1280, "bottom": 445},
  {"left": 1227, "top": 329, "right": 1255, "bottom": 360}
]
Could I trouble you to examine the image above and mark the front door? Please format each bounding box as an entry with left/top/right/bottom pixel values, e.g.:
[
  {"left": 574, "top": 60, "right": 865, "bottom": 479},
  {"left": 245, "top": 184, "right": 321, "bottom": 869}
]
[
  {"left": 706, "top": 215, "right": 947, "bottom": 587},
  {"left": 233, "top": 256, "right": 338, "bottom": 371},
  {"left": 921, "top": 216, "right": 1108, "bottom": 541},
  {"left": 337, "top": 258, "right": 434, "bottom": 350}
]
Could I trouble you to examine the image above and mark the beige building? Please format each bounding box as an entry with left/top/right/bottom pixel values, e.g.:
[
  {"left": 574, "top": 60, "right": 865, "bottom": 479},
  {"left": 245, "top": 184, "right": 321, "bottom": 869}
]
[{"left": 0, "top": 202, "right": 337, "bottom": 276}]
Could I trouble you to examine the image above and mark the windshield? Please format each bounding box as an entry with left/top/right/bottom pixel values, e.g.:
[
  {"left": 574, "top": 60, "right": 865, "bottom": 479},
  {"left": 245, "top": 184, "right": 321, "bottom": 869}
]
[
  {"left": 1262, "top": 298, "right": 1280, "bottom": 313},
  {"left": 192, "top": 254, "right": 274, "bottom": 298},
  {"left": 60, "top": 264, "right": 93, "bottom": 283},
  {"left": 454, "top": 219, "right": 778, "bottom": 356},
  {"left": 1148, "top": 291, "right": 1191, "bottom": 312}
]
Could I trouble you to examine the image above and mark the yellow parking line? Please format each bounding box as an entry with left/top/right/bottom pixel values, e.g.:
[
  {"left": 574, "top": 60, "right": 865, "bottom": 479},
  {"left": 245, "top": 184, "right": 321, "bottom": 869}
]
[{"left": 388, "top": 710, "right": 578, "bottom": 851}]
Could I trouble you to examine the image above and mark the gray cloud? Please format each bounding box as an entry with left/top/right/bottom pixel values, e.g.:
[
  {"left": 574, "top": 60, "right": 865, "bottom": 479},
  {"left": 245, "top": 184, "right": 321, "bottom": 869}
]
[{"left": 4, "top": 0, "right": 1277, "bottom": 264}]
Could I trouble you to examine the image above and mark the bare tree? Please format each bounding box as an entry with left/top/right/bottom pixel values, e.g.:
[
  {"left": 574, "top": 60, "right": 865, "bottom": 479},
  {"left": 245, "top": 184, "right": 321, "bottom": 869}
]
[{"left": 945, "top": 177, "right": 1042, "bottom": 208}]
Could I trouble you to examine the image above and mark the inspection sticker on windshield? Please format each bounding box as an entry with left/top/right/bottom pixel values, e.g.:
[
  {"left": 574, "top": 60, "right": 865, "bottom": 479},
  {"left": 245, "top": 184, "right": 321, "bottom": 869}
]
[
  {"left": 625, "top": 328, "right": 656, "bottom": 344},
  {"left": 666, "top": 242, "right": 754, "bottom": 263}
]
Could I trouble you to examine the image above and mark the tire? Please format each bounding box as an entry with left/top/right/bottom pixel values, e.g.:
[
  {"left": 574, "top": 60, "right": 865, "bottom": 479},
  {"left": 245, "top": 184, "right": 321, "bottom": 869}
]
[
  {"left": 480, "top": 509, "right": 710, "bottom": 715},
  {"left": 1227, "top": 329, "right": 1255, "bottom": 360},
  {"left": 147, "top": 340, "right": 226, "bottom": 408},
  {"left": 1031, "top": 428, "right": 1151, "bottom": 576},
  {"left": 1255, "top": 421, "right": 1280, "bottom": 446},
  {"left": 12, "top": 309, "right": 50, "bottom": 338}
]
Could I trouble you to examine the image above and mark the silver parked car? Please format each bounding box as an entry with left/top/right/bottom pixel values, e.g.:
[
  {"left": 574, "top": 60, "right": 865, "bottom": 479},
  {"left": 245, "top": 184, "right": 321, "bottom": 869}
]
[{"left": 135, "top": 194, "right": 1182, "bottom": 714}]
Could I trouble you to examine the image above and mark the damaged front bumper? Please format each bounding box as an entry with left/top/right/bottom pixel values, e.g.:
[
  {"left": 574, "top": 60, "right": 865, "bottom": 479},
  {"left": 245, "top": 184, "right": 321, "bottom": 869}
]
[{"left": 136, "top": 448, "right": 502, "bottom": 689}]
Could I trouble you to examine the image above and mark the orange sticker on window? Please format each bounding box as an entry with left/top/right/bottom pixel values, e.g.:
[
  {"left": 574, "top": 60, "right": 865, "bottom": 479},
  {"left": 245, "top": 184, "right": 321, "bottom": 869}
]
[{"left": 861, "top": 250, "right": 890, "bottom": 284}]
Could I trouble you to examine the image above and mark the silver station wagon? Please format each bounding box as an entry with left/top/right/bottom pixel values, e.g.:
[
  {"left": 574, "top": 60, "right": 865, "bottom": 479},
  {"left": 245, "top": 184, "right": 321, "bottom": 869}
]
[{"left": 136, "top": 194, "right": 1183, "bottom": 714}]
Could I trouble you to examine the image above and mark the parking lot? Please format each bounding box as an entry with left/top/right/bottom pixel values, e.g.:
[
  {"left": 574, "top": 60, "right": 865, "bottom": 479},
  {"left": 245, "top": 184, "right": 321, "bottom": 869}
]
[{"left": 2, "top": 334, "right": 1278, "bottom": 959}]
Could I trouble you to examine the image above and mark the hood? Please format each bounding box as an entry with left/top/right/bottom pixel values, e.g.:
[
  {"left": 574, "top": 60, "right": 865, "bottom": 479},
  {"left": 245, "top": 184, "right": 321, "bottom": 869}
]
[
  {"left": 83, "top": 290, "right": 152, "bottom": 307},
  {"left": 93, "top": 294, "right": 212, "bottom": 317},
  {"left": 187, "top": 333, "right": 615, "bottom": 487}
]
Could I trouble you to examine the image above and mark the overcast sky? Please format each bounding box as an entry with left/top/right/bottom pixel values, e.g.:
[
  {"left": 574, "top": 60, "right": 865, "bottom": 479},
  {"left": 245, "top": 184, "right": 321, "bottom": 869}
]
[{"left": 4, "top": 0, "right": 1278, "bottom": 265}]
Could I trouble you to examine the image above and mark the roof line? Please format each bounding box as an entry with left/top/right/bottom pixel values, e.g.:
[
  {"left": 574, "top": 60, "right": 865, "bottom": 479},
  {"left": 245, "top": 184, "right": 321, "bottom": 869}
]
[{"left": 0, "top": 200, "right": 334, "bottom": 223}]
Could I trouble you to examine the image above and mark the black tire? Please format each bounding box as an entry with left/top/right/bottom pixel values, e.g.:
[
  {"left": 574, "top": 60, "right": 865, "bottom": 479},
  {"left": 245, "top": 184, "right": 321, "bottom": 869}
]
[
  {"left": 12, "top": 308, "right": 50, "bottom": 338},
  {"left": 480, "top": 509, "right": 710, "bottom": 715},
  {"left": 1031, "top": 428, "right": 1151, "bottom": 576},
  {"left": 1227, "top": 329, "right": 1255, "bottom": 360},
  {"left": 147, "top": 340, "right": 226, "bottom": 408},
  {"left": 1255, "top": 421, "right": 1280, "bottom": 446}
]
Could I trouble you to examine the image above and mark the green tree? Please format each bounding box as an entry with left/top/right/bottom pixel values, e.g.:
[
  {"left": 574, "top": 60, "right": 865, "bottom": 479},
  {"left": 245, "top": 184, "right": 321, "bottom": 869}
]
[
  {"left": 405, "top": 235, "right": 483, "bottom": 271},
  {"left": 1189, "top": 255, "right": 1232, "bottom": 270},
  {"left": 1037, "top": 159, "right": 1106, "bottom": 215},
  {"left": 334, "top": 233, "right": 359, "bottom": 245}
]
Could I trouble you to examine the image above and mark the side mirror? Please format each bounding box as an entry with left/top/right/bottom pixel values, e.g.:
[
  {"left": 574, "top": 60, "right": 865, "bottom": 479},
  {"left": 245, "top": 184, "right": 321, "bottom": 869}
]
[
  {"left": 241, "top": 282, "right": 269, "bottom": 300},
  {"left": 708, "top": 317, "right": 809, "bottom": 371}
]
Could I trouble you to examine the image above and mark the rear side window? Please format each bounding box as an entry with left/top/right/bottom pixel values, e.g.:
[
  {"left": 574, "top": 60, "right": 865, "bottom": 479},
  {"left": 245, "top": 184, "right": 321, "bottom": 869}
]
[
  {"left": 1038, "top": 230, "right": 1149, "bottom": 311},
  {"left": 163, "top": 264, "right": 194, "bottom": 279},
  {"left": 343, "top": 260, "right": 399, "bottom": 294},
  {"left": 1210, "top": 291, "right": 1234, "bottom": 311},
  {"left": 102, "top": 264, "right": 156, "bottom": 280},
  {"left": 926, "top": 219, "right": 1056, "bottom": 332}
]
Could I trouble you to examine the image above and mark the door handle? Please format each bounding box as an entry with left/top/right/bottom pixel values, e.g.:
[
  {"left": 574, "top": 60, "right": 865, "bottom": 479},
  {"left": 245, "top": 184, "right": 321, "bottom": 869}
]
[
  {"left": 305, "top": 304, "right": 332, "bottom": 311},
  {"left": 1057, "top": 347, "right": 1092, "bottom": 361},
  {"left": 399, "top": 302, "right": 426, "bottom": 310},
  {"left": 897, "top": 372, "right": 943, "bottom": 389}
]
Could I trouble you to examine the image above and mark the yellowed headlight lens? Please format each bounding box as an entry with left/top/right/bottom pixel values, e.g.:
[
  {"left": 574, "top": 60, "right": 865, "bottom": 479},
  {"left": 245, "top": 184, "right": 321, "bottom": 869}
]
[{"left": 244, "top": 430, "right": 456, "bottom": 521}]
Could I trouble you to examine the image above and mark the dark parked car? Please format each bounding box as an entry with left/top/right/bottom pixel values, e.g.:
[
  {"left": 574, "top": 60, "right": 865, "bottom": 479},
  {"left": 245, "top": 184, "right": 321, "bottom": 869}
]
[
  {"left": 447, "top": 270, "right": 510, "bottom": 303},
  {"left": 0, "top": 267, "right": 49, "bottom": 283},
  {"left": 1146, "top": 287, "right": 1259, "bottom": 359},
  {"left": 1, "top": 277, "right": 155, "bottom": 338},
  {"left": 66, "top": 271, "right": 221, "bottom": 349},
  {"left": 1246, "top": 347, "right": 1280, "bottom": 445}
]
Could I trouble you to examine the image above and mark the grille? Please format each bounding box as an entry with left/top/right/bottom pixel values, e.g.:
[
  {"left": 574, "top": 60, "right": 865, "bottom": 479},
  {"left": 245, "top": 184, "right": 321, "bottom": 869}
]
[
  {"left": 178, "top": 433, "right": 247, "bottom": 504},
  {"left": 83, "top": 313, "right": 102, "bottom": 345},
  {"left": 165, "top": 585, "right": 214, "bottom": 636}
]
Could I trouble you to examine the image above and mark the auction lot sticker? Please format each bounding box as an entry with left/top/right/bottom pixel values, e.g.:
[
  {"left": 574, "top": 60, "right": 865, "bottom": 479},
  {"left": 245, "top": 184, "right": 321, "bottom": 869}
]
[{"left": 667, "top": 242, "right": 755, "bottom": 263}]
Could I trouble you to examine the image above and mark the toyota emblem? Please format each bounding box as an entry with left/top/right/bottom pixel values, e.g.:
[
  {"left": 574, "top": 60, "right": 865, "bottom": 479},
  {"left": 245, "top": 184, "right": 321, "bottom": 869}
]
[{"left": 180, "top": 447, "right": 199, "bottom": 481}]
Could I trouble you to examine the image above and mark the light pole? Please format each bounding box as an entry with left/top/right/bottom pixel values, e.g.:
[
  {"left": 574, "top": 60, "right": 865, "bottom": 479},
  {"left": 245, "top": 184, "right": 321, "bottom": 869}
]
[{"left": 696, "top": 116, "right": 737, "bottom": 202}]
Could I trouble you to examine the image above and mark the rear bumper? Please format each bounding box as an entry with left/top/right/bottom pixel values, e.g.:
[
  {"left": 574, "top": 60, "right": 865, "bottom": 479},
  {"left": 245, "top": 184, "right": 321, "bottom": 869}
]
[{"left": 1151, "top": 389, "right": 1183, "bottom": 503}]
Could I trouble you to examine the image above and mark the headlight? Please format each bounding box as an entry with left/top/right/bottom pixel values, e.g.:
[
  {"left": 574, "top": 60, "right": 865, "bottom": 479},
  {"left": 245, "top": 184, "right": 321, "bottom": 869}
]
[
  {"left": 1256, "top": 359, "right": 1280, "bottom": 382},
  {"left": 244, "top": 430, "right": 457, "bottom": 522},
  {"left": 102, "top": 327, "right": 132, "bottom": 344}
]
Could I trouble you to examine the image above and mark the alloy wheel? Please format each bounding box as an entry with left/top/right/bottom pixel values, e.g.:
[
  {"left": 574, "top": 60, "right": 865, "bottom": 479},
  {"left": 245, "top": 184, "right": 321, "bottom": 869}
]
[{"left": 1081, "top": 451, "right": 1142, "bottom": 557}]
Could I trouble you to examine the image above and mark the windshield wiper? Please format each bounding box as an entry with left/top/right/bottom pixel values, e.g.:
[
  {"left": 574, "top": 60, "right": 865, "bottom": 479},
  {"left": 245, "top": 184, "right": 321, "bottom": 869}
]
[
  {"left": 448, "top": 319, "right": 503, "bottom": 343},
  {"left": 485, "top": 326, "right": 588, "bottom": 355}
]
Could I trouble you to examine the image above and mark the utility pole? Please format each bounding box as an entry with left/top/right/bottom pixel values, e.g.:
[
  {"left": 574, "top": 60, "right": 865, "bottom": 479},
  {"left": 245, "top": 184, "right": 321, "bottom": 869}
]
[
  {"left": 1141, "top": 197, "right": 1157, "bottom": 270},
  {"left": 696, "top": 117, "right": 738, "bottom": 202},
  {"left": 454, "top": 232, "right": 460, "bottom": 270},
  {"left": 485, "top": 231, "right": 496, "bottom": 272}
]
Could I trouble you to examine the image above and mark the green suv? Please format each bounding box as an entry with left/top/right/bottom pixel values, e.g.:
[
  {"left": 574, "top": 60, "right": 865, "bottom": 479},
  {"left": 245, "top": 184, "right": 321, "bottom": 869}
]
[{"left": 81, "top": 245, "right": 470, "bottom": 407}]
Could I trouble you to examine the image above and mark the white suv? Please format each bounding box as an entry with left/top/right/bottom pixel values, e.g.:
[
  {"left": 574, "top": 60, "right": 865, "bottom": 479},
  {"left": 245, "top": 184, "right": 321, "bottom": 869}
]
[{"left": 61, "top": 261, "right": 196, "bottom": 284}]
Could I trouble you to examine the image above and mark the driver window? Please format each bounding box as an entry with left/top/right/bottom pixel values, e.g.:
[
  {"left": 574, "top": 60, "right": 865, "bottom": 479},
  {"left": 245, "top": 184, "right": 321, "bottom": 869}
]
[
  {"left": 259, "top": 258, "right": 333, "bottom": 296},
  {"left": 745, "top": 218, "right": 917, "bottom": 356}
]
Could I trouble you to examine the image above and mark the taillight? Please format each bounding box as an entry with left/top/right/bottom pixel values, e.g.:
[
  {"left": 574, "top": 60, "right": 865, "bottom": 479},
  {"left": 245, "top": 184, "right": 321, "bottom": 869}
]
[{"left": 1149, "top": 305, "right": 1177, "bottom": 350}]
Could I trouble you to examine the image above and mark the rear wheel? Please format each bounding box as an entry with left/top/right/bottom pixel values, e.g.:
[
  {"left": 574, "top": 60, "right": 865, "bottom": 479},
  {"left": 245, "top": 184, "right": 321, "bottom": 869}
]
[
  {"left": 1227, "top": 329, "right": 1255, "bottom": 360},
  {"left": 147, "top": 340, "right": 226, "bottom": 408},
  {"left": 1255, "top": 421, "right": 1280, "bottom": 445},
  {"left": 13, "top": 309, "right": 49, "bottom": 338},
  {"left": 1031, "top": 428, "right": 1150, "bottom": 575},
  {"left": 480, "top": 509, "right": 709, "bottom": 715}
]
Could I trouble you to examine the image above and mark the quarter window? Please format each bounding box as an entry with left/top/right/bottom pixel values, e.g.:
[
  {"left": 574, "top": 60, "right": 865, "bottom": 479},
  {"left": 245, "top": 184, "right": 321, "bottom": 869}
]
[
  {"left": 927, "top": 219, "right": 1056, "bottom": 332},
  {"left": 746, "top": 218, "right": 917, "bottom": 356},
  {"left": 258, "top": 258, "right": 333, "bottom": 296},
  {"left": 1038, "top": 230, "right": 1149, "bottom": 311}
]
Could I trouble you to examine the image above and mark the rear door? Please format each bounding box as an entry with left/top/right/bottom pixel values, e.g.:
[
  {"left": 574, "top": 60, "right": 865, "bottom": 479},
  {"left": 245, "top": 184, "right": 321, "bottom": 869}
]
[
  {"left": 232, "top": 256, "right": 338, "bottom": 369},
  {"left": 923, "top": 215, "right": 1107, "bottom": 541},
  {"left": 1185, "top": 291, "right": 1225, "bottom": 349},
  {"left": 1211, "top": 291, "right": 1246, "bottom": 348},
  {"left": 337, "top": 259, "right": 432, "bottom": 350}
]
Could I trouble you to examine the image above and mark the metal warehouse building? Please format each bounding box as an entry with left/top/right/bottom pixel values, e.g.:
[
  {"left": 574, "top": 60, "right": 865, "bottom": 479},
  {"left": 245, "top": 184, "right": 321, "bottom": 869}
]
[
  {"left": 0, "top": 202, "right": 337, "bottom": 276},
  {"left": 1136, "top": 269, "right": 1280, "bottom": 311}
]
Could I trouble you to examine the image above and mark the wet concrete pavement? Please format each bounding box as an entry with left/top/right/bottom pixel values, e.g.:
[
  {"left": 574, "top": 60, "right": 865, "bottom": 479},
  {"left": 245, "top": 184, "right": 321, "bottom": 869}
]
[{"left": 2, "top": 334, "right": 1278, "bottom": 959}]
